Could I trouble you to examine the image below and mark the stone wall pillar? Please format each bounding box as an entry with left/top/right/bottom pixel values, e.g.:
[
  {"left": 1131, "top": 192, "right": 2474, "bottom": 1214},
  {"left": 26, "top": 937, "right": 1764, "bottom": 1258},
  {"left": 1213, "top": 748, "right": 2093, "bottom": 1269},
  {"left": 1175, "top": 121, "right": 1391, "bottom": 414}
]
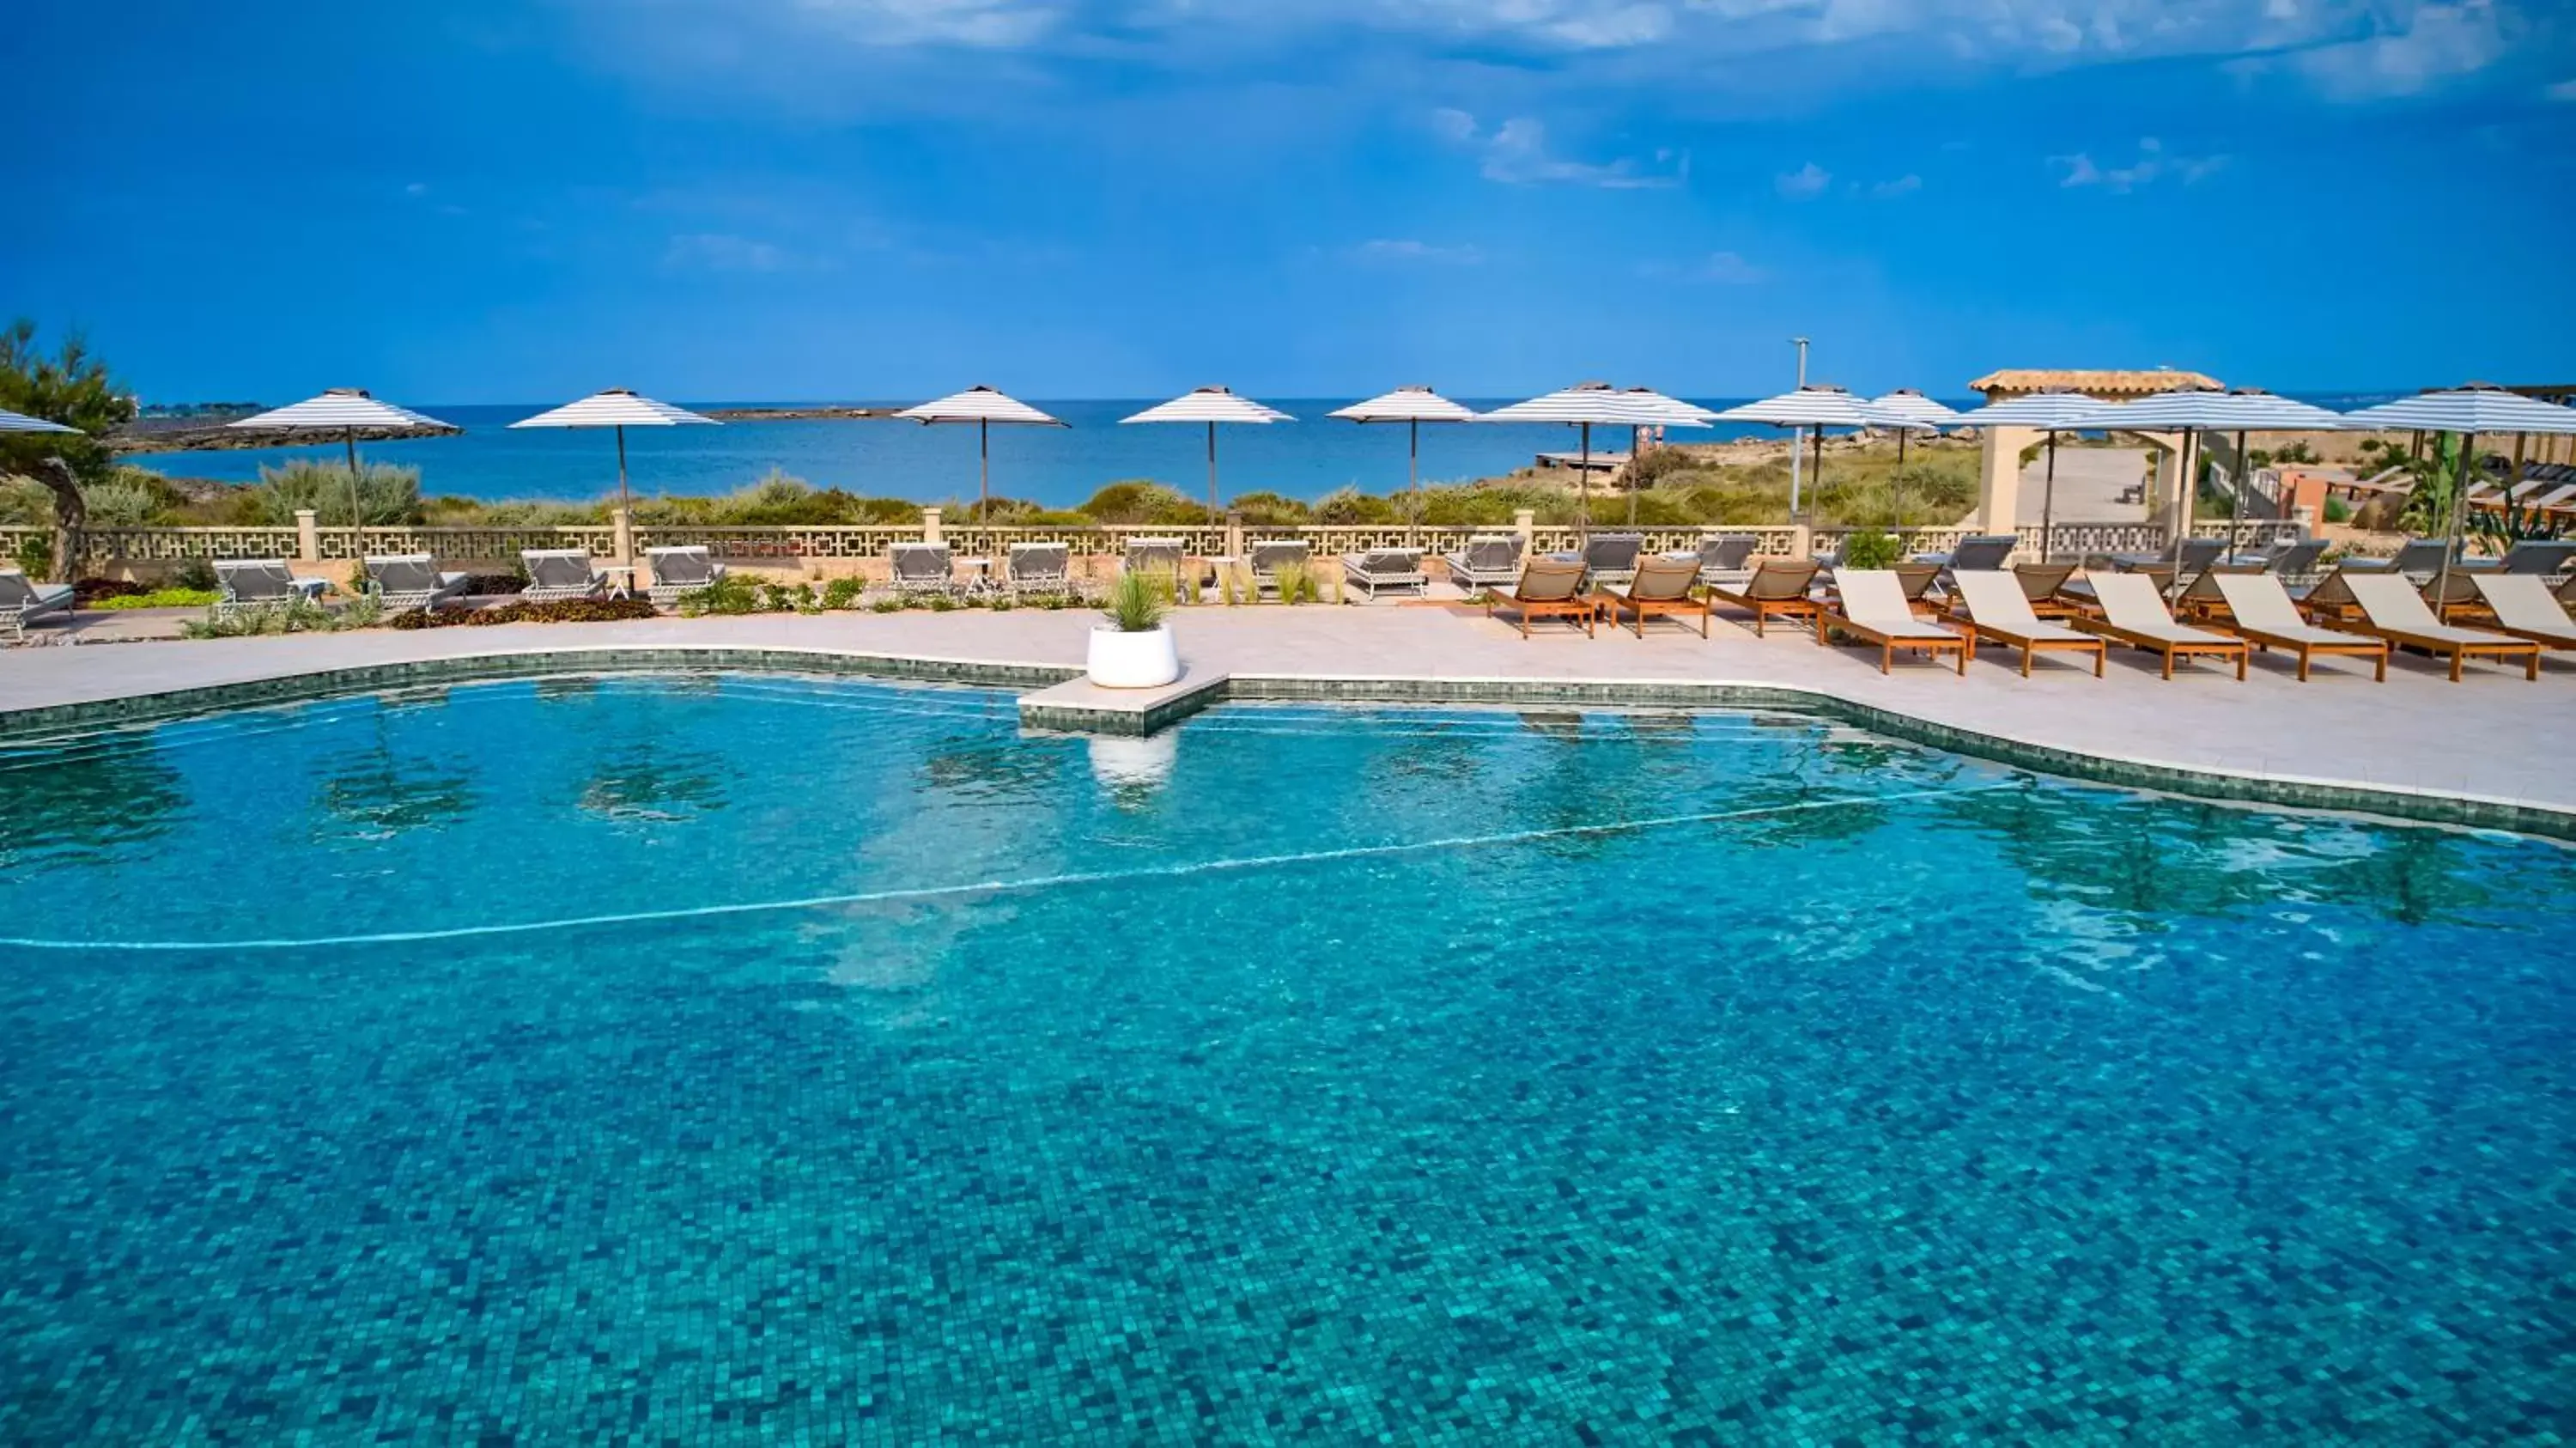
[
  {"left": 1976, "top": 427, "right": 2033, "bottom": 533},
  {"left": 1224, "top": 509, "right": 1245, "bottom": 559},
  {"left": 2154, "top": 444, "right": 2189, "bottom": 542},
  {"left": 611, "top": 507, "right": 635, "bottom": 569},
  {"left": 294, "top": 508, "right": 320, "bottom": 564},
  {"left": 920, "top": 507, "right": 943, "bottom": 545},
  {"left": 1512, "top": 508, "right": 1536, "bottom": 551}
]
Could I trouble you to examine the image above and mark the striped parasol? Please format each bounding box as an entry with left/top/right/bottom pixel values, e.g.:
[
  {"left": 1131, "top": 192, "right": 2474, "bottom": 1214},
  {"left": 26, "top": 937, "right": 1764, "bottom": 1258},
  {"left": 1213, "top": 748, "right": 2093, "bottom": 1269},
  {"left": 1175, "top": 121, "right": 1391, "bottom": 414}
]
[
  {"left": 512, "top": 388, "right": 718, "bottom": 512},
  {"left": 230, "top": 388, "right": 460, "bottom": 528},
  {"left": 1328, "top": 386, "right": 1480, "bottom": 543},
  {"left": 1713, "top": 385, "right": 1930, "bottom": 520},
  {"left": 896, "top": 386, "right": 1066, "bottom": 520},
  {"left": 1871, "top": 390, "right": 1965, "bottom": 525},
  {"left": 0, "top": 407, "right": 81, "bottom": 435},
  {"left": 2336, "top": 386, "right": 2576, "bottom": 600},
  {"left": 2056, "top": 388, "right": 2349, "bottom": 566},
  {"left": 1121, "top": 387, "right": 1292, "bottom": 515},
  {"left": 1479, "top": 384, "right": 1711, "bottom": 536}
]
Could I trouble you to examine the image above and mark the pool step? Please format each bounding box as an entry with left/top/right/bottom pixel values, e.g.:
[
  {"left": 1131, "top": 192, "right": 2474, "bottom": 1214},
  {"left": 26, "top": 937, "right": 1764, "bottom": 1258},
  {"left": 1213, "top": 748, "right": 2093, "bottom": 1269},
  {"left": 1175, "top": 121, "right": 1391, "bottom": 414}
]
[{"left": 1017, "top": 669, "right": 1230, "bottom": 736}]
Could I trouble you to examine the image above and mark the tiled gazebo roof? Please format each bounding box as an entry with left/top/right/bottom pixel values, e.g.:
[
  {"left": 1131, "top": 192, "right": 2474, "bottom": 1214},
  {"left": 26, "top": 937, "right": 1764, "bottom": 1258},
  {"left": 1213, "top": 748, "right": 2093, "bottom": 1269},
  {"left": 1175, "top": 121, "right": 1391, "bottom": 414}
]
[{"left": 1969, "top": 368, "right": 2223, "bottom": 399}]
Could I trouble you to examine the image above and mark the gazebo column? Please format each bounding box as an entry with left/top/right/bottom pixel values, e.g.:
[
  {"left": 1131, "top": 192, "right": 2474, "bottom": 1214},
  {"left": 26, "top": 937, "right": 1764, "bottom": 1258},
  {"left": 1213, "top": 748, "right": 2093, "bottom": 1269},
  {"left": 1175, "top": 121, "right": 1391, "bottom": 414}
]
[
  {"left": 1976, "top": 425, "right": 2034, "bottom": 533},
  {"left": 2146, "top": 434, "right": 2190, "bottom": 542}
]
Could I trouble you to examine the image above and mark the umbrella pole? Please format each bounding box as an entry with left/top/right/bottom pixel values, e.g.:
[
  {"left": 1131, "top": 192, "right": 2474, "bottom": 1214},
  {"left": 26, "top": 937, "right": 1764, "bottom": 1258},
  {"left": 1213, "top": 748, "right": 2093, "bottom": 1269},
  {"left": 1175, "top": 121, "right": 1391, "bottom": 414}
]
[
  {"left": 2434, "top": 429, "right": 2474, "bottom": 617},
  {"left": 2040, "top": 430, "right": 2060, "bottom": 564},
  {"left": 1408, "top": 418, "right": 1420, "bottom": 547},
  {"left": 1810, "top": 427, "right": 1824, "bottom": 518},
  {"left": 1206, "top": 421, "right": 1218, "bottom": 520},
  {"left": 1628, "top": 424, "right": 1640, "bottom": 526},
  {"left": 2171, "top": 429, "right": 2197, "bottom": 576},
  {"left": 1578, "top": 423, "right": 1592, "bottom": 543},
  {"left": 980, "top": 418, "right": 990, "bottom": 522},
  {"left": 345, "top": 428, "right": 362, "bottom": 536},
  {"left": 1894, "top": 427, "right": 1906, "bottom": 528},
  {"left": 2233, "top": 428, "right": 2249, "bottom": 560},
  {"left": 616, "top": 425, "right": 631, "bottom": 514}
]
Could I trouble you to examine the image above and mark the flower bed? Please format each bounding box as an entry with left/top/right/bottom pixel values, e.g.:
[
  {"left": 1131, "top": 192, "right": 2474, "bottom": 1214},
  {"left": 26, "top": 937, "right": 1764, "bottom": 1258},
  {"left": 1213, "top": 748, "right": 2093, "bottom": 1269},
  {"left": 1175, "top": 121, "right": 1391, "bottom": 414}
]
[{"left": 386, "top": 597, "right": 659, "bottom": 630}]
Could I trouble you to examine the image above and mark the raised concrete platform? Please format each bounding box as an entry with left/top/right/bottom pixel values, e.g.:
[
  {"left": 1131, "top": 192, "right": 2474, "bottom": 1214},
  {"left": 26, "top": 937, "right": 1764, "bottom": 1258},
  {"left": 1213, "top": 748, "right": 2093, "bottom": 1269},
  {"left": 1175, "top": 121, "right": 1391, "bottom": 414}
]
[{"left": 1017, "top": 667, "right": 1230, "bottom": 735}]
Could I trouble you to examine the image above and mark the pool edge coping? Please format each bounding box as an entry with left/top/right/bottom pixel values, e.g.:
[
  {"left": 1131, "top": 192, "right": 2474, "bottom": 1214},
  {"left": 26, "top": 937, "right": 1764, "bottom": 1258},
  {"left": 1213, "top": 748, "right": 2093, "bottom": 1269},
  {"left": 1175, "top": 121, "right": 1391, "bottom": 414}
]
[{"left": 2, "top": 645, "right": 2565, "bottom": 843}]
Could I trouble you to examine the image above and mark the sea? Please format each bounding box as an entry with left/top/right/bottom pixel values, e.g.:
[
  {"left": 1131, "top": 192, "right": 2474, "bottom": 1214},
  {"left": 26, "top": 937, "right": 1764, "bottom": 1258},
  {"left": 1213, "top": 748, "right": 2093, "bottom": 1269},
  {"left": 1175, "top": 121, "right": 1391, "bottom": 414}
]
[
  {"left": 118, "top": 398, "right": 1894, "bottom": 509},
  {"left": 126, "top": 393, "right": 2407, "bottom": 508}
]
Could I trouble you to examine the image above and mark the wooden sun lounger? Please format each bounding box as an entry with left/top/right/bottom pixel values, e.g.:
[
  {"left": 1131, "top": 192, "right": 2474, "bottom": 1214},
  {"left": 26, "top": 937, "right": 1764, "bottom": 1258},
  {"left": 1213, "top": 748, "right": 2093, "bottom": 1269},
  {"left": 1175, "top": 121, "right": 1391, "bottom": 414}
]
[
  {"left": 2466, "top": 574, "right": 2576, "bottom": 654},
  {"left": 1485, "top": 558, "right": 1595, "bottom": 638},
  {"left": 2073, "top": 573, "right": 2250, "bottom": 680},
  {"left": 1601, "top": 555, "right": 1711, "bottom": 637},
  {"left": 2208, "top": 574, "right": 2387, "bottom": 683},
  {"left": 1817, "top": 570, "right": 1968, "bottom": 674},
  {"left": 2338, "top": 575, "right": 2539, "bottom": 682},
  {"left": 1707, "top": 559, "right": 1820, "bottom": 636},
  {"left": 1947, "top": 570, "right": 2105, "bottom": 677}
]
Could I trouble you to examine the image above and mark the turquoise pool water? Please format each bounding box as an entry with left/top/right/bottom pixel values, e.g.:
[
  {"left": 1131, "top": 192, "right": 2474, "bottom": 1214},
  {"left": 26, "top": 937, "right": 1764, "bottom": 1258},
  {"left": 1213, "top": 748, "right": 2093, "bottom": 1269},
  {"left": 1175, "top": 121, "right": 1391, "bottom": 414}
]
[{"left": 2, "top": 676, "right": 2570, "bottom": 1443}]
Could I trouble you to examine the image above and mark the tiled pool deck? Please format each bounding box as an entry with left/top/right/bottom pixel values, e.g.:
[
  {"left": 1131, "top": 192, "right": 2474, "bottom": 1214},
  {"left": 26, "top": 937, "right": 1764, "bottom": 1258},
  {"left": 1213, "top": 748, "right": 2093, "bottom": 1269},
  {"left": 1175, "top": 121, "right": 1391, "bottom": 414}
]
[{"left": 3, "top": 603, "right": 2570, "bottom": 836}]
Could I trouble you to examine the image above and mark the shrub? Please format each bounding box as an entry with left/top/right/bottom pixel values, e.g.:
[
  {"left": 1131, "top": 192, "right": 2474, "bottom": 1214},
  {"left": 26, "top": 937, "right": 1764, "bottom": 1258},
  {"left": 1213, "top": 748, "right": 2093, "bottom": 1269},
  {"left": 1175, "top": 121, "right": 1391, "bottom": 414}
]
[
  {"left": 237, "top": 459, "right": 424, "bottom": 526},
  {"left": 677, "top": 574, "right": 767, "bottom": 617},
  {"left": 1103, "top": 568, "right": 1170, "bottom": 632},
  {"left": 1269, "top": 559, "right": 1319, "bottom": 605},
  {"left": 2322, "top": 496, "right": 2353, "bottom": 525},
  {"left": 869, "top": 597, "right": 905, "bottom": 613},
  {"left": 73, "top": 577, "right": 147, "bottom": 605},
  {"left": 821, "top": 576, "right": 865, "bottom": 610},
  {"left": 92, "top": 587, "right": 220, "bottom": 611},
  {"left": 81, "top": 469, "right": 177, "bottom": 526},
  {"left": 1078, "top": 480, "right": 1209, "bottom": 525},
  {"left": 1309, "top": 486, "right": 1398, "bottom": 525},
  {"left": 11, "top": 532, "right": 54, "bottom": 577},
  {"left": 173, "top": 557, "right": 220, "bottom": 592},
  {"left": 1232, "top": 490, "right": 1310, "bottom": 526},
  {"left": 1837, "top": 531, "right": 1901, "bottom": 569},
  {"left": 386, "top": 596, "right": 659, "bottom": 630},
  {"left": 179, "top": 597, "right": 341, "bottom": 638}
]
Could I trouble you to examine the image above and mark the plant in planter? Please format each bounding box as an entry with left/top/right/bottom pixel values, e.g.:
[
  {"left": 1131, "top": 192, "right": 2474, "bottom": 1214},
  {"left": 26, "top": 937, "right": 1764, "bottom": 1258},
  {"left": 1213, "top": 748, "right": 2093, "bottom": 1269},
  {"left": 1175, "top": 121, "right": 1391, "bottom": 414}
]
[
  {"left": 1087, "top": 568, "right": 1180, "bottom": 688},
  {"left": 1838, "top": 530, "right": 1901, "bottom": 570}
]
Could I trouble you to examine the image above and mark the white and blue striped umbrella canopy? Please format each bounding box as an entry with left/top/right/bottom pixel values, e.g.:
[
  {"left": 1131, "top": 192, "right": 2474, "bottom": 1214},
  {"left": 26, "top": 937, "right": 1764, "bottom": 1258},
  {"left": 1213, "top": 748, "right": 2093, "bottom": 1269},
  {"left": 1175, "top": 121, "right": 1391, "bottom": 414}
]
[
  {"left": 896, "top": 386, "right": 1064, "bottom": 428},
  {"left": 229, "top": 387, "right": 456, "bottom": 435},
  {"left": 1121, "top": 386, "right": 1292, "bottom": 425},
  {"left": 0, "top": 407, "right": 80, "bottom": 434},
  {"left": 1329, "top": 386, "right": 1479, "bottom": 423},
  {"left": 2053, "top": 388, "right": 2348, "bottom": 434},
  {"left": 511, "top": 387, "right": 719, "bottom": 430},
  {"left": 1617, "top": 386, "right": 1717, "bottom": 427},
  {"left": 1951, "top": 389, "right": 2123, "bottom": 429},
  {"left": 2335, "top": 386, "right": 2576, "bottom": 435},
  {"left": 1714, "top": 385, "right": 1930, "bottom": 431},
  {"left": 1479, "top": 382, "right": 1701, "bottom": 427},
  {"left": 1869, "top": 389, "right": 1963, "bottom": 427}
]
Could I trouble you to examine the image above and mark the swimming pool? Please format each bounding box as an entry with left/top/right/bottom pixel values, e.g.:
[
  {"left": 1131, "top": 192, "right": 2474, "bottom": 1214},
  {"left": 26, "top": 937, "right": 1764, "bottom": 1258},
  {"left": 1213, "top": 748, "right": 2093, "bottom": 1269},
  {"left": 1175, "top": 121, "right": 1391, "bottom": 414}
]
[{"left": 3, "top": 674, "right": 2569, "bottom": 1442}]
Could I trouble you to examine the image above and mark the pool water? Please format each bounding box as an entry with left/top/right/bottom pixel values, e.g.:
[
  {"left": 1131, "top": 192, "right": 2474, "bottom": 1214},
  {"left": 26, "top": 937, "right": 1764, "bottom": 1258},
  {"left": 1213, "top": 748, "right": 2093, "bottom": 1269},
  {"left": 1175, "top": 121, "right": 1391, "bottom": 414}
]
[{"left": 2, "top": 676, "right": 2570, "bottom": 1443}]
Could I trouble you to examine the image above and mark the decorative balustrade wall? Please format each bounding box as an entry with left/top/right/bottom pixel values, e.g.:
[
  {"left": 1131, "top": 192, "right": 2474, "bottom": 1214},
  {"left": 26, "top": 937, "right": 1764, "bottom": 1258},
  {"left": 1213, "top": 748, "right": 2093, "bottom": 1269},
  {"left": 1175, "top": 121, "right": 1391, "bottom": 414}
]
[{"left": 13, "top": 519, "right": 2315, "bottom": 571}]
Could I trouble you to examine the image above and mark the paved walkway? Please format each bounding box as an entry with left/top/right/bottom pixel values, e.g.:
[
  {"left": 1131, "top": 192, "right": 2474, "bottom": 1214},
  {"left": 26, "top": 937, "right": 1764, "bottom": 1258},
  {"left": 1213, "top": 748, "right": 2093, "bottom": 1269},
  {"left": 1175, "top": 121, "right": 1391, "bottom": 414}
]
[{"left": 3, "top": 604, "right": 2568, "bottom": 826}]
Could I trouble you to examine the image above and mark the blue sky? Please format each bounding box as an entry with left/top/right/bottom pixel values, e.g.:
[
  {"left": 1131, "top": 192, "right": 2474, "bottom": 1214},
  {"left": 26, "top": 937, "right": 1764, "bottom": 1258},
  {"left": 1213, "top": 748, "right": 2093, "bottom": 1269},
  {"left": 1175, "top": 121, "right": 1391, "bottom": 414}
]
[{"left": 5, "top": 0, "right": 2571, "bottom": 403}]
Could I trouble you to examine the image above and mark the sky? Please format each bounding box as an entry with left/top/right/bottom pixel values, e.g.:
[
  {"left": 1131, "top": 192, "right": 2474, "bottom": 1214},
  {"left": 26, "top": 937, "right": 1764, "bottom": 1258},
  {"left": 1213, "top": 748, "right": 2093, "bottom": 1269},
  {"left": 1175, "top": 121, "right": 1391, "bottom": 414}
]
[{"left": 4, "top": 0, "right": 2572, "bottom": 404}]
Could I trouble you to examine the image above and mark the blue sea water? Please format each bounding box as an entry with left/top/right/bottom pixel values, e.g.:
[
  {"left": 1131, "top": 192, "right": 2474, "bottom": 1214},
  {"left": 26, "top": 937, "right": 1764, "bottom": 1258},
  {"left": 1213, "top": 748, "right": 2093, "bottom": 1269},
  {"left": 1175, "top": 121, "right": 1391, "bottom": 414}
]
[
  {"left": 2, "top": 676, "right": 2568, "bottom": 1442},
  {"left": 125, "top": 398, "right": 1899, "bottom": 508}
]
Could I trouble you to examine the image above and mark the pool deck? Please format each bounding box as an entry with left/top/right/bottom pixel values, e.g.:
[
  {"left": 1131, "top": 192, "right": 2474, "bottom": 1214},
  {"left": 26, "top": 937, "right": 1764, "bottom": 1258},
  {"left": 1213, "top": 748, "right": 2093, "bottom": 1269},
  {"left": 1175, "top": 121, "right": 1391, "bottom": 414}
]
[{"left": 3, "top": 604, "right": 2571, "bottom": 833}]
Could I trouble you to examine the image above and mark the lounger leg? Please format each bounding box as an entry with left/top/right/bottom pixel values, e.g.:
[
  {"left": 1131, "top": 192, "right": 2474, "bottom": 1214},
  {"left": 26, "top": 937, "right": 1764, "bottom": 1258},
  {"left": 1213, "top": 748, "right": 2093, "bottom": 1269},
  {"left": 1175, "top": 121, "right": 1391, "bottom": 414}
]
[
  {"left": 2236, "top": 648, "right": 2246, "bottom": 682},
  {"left": 2296, "top": 648, "right": 2310, "bottom": 683},
  {"left": 2374, "top": 651, "right": 2385, "bottom": 683},
  {"left": 1954, "top": 643, "right": 1966, "bottom": 677},
  {"left": 2450, "top": 649, "right": 2464, "bottom": 683},
  {"left": 2093, "top": 646, "right": 2104, "bottom": 678},
  {"left": 2162, "top": 650, "right": 2174, "bottom": 680},
  {"left": 2021, "top": 646, "right": 2032, "bottom": 678},
  {"left": 2529, "top": 650, "right": 2541, "bottom": 681},
  {"left": 1881, "top": 642, "right": 1893, "bottom": 674}
]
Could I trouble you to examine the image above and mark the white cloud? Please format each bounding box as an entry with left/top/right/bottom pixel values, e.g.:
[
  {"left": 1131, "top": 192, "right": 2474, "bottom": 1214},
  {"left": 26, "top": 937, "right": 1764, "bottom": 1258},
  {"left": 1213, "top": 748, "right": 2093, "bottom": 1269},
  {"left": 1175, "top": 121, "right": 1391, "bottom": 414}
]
[
  {"left": 1435, "top": 110, "right": 1681, "bottom": 189},
  {"left": 1352, "top": 238, "right": 1485, "bottom": 265},
  {"left": 777, "top": 0, "right": 1061, "bottom": 48},
  {"left": 404, "top": 181, "right": 429, "bottom": 197},
  {"left": 2050, "top": 137, "right": 2229, "bottom": 192},
  {"left": 663, "top": 233, "right": 790, "bottom": 271},
  {"left": 1775, "top": 161, "right": 1830, "bottom": 198},
  {"left": 1869, "top": 173, "right": 1923, "bottom": 198},
  {"left": 2275, "top": 0, "right": 2512, "bottom": 100},
  {"left": 2551, "top": 78, "right": 2576, "bottom": 100}
]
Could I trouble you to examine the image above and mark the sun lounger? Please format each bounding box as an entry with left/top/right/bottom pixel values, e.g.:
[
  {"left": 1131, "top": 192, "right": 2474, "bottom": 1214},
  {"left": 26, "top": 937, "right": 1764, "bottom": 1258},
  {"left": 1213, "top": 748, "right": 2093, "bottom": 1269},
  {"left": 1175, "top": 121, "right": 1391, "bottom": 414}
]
[
  {"left": 2338, "top": 574, "right": 2540, "bottom": 682},
  {"left": 364, "top": 554, "right": 471, "bottom": 612},
  {"left": 2208, "top": 574, "right": 2386, "bottom": 682},
  {"left": 1581, "top": 533, "right": 1643, "bottom": 587},
  {"left": 2466, "top": 539, "right": 2576, "bottom": 576},
  {"left": 1342, "top": 547, "right": 1427, "bottom": 600},
  {"left": 518, "top": 549, "right": 606, "bottom": 602},
  {"left": 1245, "top": 538, "right": 1309, "bottom": 599},
  {"left": 1443, "top": 534, "right": 1524, "bottom": 590},
  {"left": 1817, "top": 569, "right": 1968, "bottom": 674},
  {"left": 1122, "top": 536, "right": 1188, "bottom": 600},
  {"left": 1692, "top": 534, "right": 1759, "bottom": 587},
  {"left": 2010, "top": 561, "right": 2080, "bottom": 618},
  {"left": 889, "top": 542, "right": 957, "bottom": 597},
  {"left": 1891, "top": 562, "right": 1941, "bottom": 615},
  {"left": 1484, "top": 557, "right": 1595, "bottom": 638},
  {"left": 1707, "top": 559, "right": 1820, "bottom": 636},
  {"left": 0, "top": 568, "right": 76, "bottom": 642},
  {"left": 216, "top": 559, "right": 331, "bottom": 614},
  {"left": 1947, "top": 570, "right": 2105, "bottom": 676},
  {"left": 2072, "top": 572, "right": 2250, "bottom": 679},
  {"left": 2242, "top": 538, "right": 2325, "bottom": 581},
  {"left": 2467, "top": 574, "right": 2576, "bottom": 653},
  {"left": 1005, "top": 541, "right": 1074, "bottom": 598},
  {"left": 2342, "top": 538, "right": 2451, "bottom": 581},
  {"left": 1601, "top": 554, "right": 1710, "bottom": 637},
  {"left": 1918, "top": 532, "right": 2015, "bottom": 574},
  {"left": 637, "top": 545, "right": 727, "bottom": 606}
]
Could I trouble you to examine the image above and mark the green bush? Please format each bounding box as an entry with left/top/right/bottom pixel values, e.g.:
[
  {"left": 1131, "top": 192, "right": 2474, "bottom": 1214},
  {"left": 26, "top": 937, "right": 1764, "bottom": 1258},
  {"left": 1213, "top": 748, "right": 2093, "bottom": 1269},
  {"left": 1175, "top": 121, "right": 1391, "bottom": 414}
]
[
  {"left": 179, "top": 597, "right": 341, "bottom": 638},
  {"left": 1837, "top": 531, "right": 1901, "bottom": 569},
  {"left": 1103, "top": 568, "right": 1170, "bottom": 632},
  {"left": 821, "top": 576, "right": 865, "bottom": 610},
  {"left": 92, "top": 587, "right": 218, "bottom": 610},
  {"left": 2323, "top": 496, "right": 2352, "bottom": 525},
  {"left": 386, "top": 596, "right": 659, "bottom": 630},
  {"left": 237, "top": 459, "right": 425, "bottom": 526},
  {"left": 1077, "top": 480, "right": 1210, "bottom": 525},
  {"left": 677, "top": 574, "right": 767, "bottom": 617}
]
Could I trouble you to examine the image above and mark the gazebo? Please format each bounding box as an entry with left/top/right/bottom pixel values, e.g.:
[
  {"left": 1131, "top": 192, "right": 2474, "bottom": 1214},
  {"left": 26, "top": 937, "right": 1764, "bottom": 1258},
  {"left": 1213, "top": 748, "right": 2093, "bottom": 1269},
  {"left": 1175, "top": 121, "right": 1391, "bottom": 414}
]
[{"left": 1962, "top": 368, "right": 2222, "bottom": 537}]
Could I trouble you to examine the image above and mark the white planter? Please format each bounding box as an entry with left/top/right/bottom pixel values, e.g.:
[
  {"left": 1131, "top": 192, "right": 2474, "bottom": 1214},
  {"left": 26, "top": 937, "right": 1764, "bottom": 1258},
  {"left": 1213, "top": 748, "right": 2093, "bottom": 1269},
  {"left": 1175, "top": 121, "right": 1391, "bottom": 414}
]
[{"left": 1085, "top": 624, "right": 1181, "bottom": 689}]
